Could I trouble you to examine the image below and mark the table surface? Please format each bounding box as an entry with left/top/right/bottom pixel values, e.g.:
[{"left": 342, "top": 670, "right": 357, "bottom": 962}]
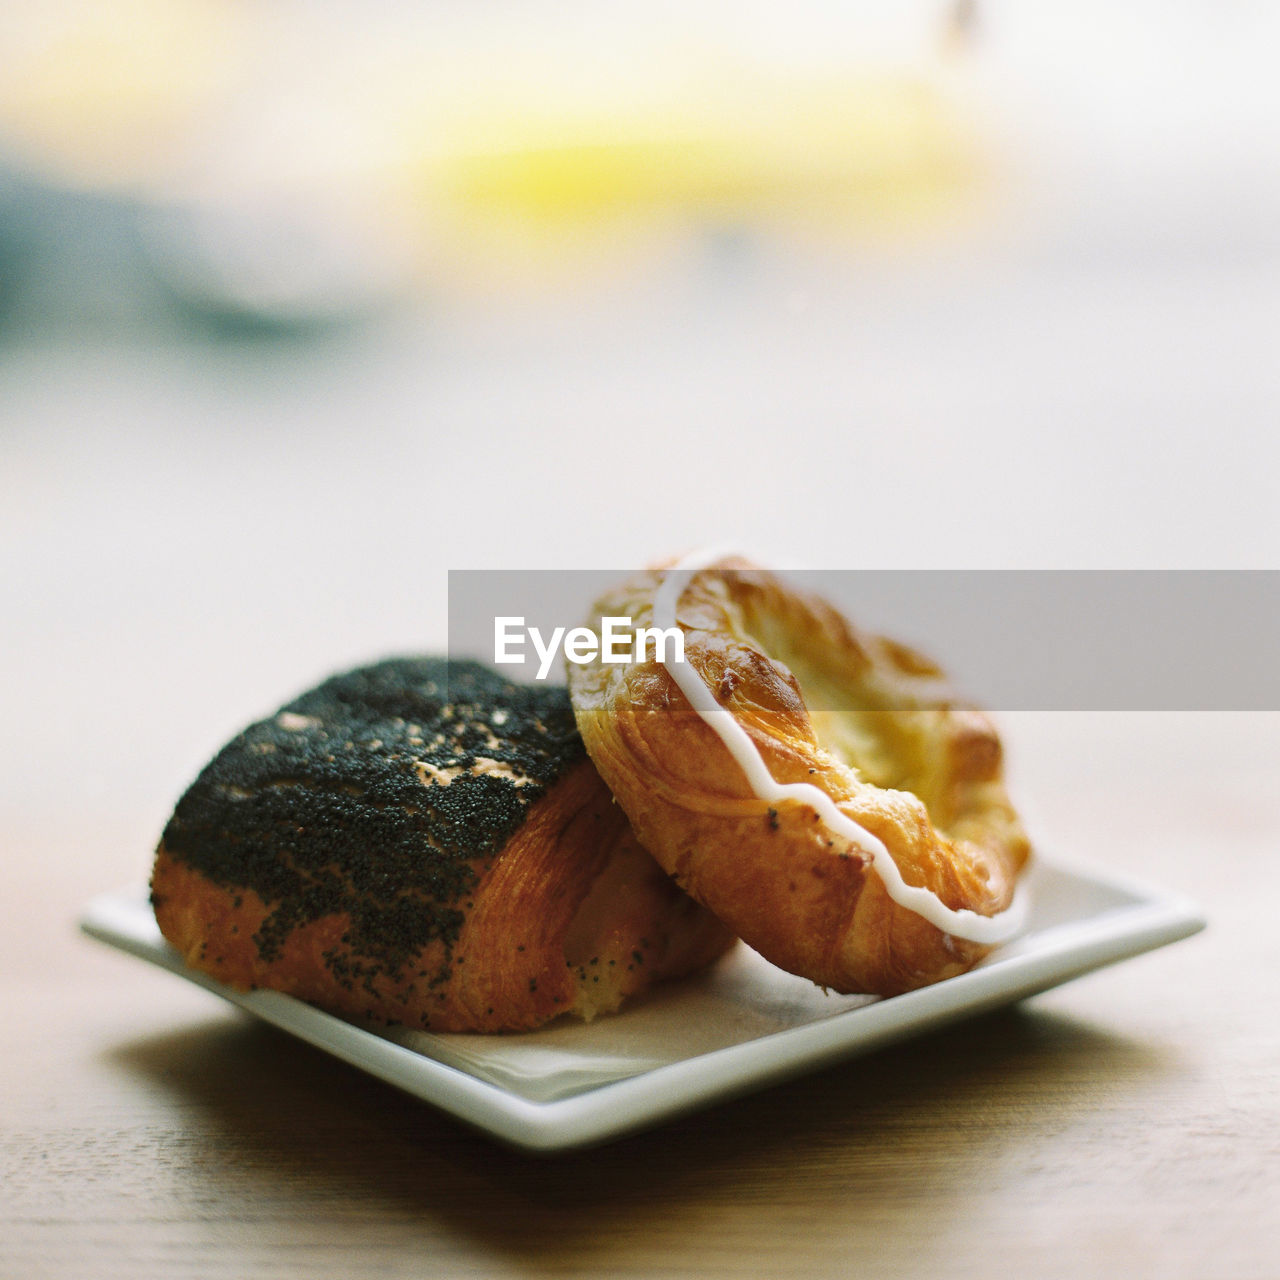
[
  {"left": 6, "top": 703, "right": 1279, "bottom": 1280},
  {"left": 5, "top": 297, "right": 1279, "bottom": 1278},
  {"left": 5, "top": 277, "right": 1279, "bottom": 1280}
]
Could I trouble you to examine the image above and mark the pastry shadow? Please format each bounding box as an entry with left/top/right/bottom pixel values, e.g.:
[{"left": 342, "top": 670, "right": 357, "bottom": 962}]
[{"left": 102, "top": 1000, "right": 1173, "bottom": 1268}]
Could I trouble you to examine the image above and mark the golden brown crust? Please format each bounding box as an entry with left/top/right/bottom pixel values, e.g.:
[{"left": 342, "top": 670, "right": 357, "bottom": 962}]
[
  {"left": 152, "top": 657, "right": 734, "bottom": 1032},
  {"left": 567, "top": 559, "right": 1031, "bottom": 996}
]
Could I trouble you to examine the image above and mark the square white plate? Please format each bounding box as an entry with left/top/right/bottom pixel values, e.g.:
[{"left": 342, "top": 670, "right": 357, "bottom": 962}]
[{"left": 81, "top": 857, "right": 1203, "bottom": 1153}]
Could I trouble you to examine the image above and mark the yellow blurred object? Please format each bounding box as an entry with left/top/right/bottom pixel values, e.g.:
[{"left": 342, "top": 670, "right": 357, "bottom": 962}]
[
  {"left": 0, "top": 0, "right": 242, "bottom": 189},
  {"left": 394, "top": 64, "right": 982, "bottom": 285},
  {"left": 0, "top": 1, "right": 985, "bottom": 292},
  {"left": 430, "top": 76, "right": 976, "bottom": 227}
]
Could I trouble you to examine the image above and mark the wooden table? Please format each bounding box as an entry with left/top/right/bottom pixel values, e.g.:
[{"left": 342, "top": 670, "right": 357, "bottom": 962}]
[{"left": 4, "top": 711, "right": 1276, "bottom": 1279}]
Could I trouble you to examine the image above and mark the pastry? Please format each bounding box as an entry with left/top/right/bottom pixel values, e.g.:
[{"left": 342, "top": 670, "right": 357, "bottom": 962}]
[
  {"left": 566, "top": 552, "right": 1031, "bottom": 996},
  {"left": 151, "top": 657, "right": 735, "bottom": 1032}
]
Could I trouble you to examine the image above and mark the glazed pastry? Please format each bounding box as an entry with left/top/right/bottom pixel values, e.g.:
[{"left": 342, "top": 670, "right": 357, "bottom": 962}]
[
  {"left": 151, "top": 657, "right": 735, "bottom": 1032},
  {"left": 567, "top": 553, "right": 1031, "bottom": 996}
]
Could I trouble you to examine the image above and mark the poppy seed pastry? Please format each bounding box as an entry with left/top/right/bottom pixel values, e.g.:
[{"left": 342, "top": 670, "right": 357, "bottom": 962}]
[
  {"left": 567, "top": 555, "right": 1031, "bottom": 998},
  {"left": 151, "top": 657, "right": 735, "bottom": 1032}
]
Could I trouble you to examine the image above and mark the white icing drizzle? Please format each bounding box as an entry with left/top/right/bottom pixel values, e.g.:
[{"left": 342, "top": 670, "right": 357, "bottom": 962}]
[{"left": 651, "top": 547, "right": 1027, "bottom": 946}]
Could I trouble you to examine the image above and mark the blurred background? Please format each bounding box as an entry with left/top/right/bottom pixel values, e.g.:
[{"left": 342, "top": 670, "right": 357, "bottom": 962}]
[{"left": 1, "top": 0, "right": 1278, "bottom": 896}]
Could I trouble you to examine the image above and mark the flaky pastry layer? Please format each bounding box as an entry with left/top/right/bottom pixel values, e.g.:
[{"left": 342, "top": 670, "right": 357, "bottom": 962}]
[
  {"left": 152, "top": 657, "right": 733, "bottom": 1032},
  {"left": 567, "top": 560, "right": 1031, "bottom": 996}
]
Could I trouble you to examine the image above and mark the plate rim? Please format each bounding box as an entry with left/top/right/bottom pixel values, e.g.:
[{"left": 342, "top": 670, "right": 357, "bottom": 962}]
[{"left": 80, "top": 856, "right": 1205, "bottom": 1153}]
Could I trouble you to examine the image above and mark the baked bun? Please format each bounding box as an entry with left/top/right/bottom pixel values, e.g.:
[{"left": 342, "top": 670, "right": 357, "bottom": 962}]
[
  {"left": 152, "top": 657, "right": 735, "bottom": 1032},
  {"left": 567, "top": 556, "right": 1031, "bottom": 996}
]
